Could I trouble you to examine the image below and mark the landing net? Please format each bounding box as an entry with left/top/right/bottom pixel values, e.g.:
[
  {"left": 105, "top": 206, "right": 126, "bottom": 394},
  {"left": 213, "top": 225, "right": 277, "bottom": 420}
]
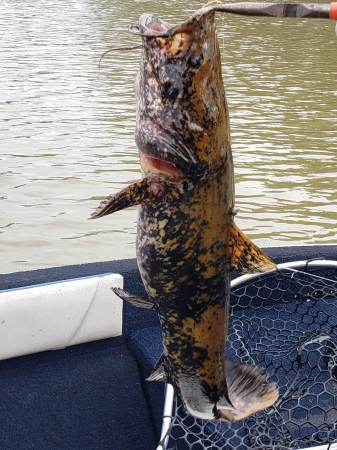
[{"left": 157, "top": 260, "right": 337, "bottom": 450}]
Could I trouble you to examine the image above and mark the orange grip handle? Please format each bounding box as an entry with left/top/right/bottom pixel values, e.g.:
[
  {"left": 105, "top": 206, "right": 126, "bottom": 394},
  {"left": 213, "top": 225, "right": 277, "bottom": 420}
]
[{"left": 330, "top": 2, "right": 337, "bottom": 19}]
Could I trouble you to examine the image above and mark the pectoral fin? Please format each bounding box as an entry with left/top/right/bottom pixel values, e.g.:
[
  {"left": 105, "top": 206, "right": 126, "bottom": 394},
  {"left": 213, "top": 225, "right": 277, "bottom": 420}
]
[
  {"left": 230, "top": 222, "right": 275, "bottom": 273},
  {"left": 90, "top": 178, "right": 164, "bottom": 219},
  {"left": 111, "top": 287, "right": 154, "bottom": 309}
]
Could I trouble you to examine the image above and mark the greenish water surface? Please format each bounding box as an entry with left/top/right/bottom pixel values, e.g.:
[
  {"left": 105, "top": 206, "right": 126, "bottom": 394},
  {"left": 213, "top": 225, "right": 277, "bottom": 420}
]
[{"left": 1, "top": 0, "right": 336, "bottom": 273}]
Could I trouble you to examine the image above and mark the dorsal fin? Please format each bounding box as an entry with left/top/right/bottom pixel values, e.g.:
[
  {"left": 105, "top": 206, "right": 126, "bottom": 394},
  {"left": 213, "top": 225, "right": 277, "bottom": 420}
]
[{"left": 229, "top": 222, "right": 275, "bottom": 273}]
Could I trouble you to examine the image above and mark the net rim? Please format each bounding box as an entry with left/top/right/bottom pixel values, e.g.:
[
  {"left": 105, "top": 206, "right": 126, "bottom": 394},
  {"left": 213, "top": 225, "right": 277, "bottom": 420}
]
[
  {"left": 156, "top": 259, "right": 337, "bottom": 450},
  {"left": 231, "top": 259, "right": 337, "bottom": 289}
]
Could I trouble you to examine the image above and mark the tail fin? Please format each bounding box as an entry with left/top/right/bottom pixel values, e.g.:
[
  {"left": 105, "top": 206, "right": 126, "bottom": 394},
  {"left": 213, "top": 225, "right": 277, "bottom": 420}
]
[{"left": 216, "top": 359, "right": 278, "bottom": 422}]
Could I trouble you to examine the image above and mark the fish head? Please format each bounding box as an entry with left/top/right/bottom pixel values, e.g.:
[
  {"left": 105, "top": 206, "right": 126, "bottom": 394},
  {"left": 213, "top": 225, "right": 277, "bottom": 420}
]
[{"left": 134, "top": 11, "right": 230, "bottom": 182}]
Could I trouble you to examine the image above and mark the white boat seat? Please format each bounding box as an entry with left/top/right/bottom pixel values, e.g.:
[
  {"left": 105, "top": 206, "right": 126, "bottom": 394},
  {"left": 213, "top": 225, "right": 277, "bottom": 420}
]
[{"left": 0, "top": 273, "right": 123, "bottom": 360}]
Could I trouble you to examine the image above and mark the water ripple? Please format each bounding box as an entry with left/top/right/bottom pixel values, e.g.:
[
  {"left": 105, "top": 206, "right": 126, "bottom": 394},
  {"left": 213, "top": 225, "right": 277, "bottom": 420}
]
[{"left": 0, "top": 0, "right": 336, "bottom": 273}]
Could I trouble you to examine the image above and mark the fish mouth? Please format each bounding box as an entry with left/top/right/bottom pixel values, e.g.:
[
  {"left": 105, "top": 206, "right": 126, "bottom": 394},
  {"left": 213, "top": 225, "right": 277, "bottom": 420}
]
[
  {"left": 137, "top": 135, "right": 207, "bottom": 182},
  {"left": 136, "top": 119, "right": 201, "bottom": 180},
  {"left": 137, "top": 9, "right": 213, "bottom": 38},
  {"left": 138, "top": 14, "right": 171, "bottom": 35},
  {"left": 140, "top": 154, "right": 185, "bottom": 181}
]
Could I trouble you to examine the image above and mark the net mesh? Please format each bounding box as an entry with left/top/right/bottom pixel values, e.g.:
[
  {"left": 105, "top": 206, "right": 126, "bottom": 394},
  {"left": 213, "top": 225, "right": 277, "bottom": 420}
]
[{"left": 160, "top": 262, "right": 337, "bottom": 450}]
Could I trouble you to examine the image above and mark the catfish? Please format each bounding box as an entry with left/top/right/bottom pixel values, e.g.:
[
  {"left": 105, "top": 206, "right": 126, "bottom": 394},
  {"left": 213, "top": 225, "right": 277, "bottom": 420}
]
[{"left": 91, "top": 9, "right": 278, "bottom": 422}]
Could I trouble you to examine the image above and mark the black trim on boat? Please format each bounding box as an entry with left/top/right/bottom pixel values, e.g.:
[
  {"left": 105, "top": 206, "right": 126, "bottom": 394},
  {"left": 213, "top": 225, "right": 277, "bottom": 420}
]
[{"left": 1, "top": 246, "right": 337, "bottom": 291}]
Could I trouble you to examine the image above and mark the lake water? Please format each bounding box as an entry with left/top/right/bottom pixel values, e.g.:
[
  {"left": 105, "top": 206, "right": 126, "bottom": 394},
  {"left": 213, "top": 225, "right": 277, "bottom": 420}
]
[{"left": 1, "top": 0, "right": 337, "bottom": 274}]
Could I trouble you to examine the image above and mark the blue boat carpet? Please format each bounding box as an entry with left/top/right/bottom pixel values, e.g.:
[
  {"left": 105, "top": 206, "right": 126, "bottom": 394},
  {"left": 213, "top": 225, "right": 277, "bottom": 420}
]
[
  {"left": 1, "top": 246, "right": 337, "bottom": 449},
  {"left": 0, "top": 337, "right": 156, "bottom": 450}
]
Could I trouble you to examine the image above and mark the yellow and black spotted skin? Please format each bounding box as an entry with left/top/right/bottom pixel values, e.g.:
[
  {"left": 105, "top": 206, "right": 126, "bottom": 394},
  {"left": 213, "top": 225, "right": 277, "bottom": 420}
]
[
  {"left": 92, "top": 9, "right": 277, "bottom": 421},
  {"left": 136, "top": 11, "right": 234, "bottom": 403}
]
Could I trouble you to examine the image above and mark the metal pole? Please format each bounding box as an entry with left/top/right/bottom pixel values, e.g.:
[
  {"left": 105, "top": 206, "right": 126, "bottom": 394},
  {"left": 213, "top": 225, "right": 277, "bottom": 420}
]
[
  {"left": 156, "top": 383, "right": 175, "bottom": 450},
  {"left": 195, "top": 2, "right": 337, "bottom": 20}
]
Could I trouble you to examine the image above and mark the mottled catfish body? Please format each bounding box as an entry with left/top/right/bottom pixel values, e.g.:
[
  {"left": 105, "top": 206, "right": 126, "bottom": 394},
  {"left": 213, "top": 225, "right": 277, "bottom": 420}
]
[
  {"left": 137, "top": 12, "right": 238, "bottom": 420},
  {"left": 92, "top": 9, "right": 278, "bottom": 422}
]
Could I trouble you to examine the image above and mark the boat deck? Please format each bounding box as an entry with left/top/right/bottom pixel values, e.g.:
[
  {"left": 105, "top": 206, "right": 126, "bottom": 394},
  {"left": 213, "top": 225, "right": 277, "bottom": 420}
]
[{"left": 0, "top": 245, "right": 336, "bottom": 449}]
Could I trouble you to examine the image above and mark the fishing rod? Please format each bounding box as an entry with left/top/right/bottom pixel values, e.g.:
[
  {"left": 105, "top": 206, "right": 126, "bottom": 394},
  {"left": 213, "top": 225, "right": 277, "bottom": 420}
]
[
  {"left": 200, "top": 2, "right": 337, "bottom": 20},
  {"left": 134, "top": 3, "right": 337, "bottom": 37}
]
